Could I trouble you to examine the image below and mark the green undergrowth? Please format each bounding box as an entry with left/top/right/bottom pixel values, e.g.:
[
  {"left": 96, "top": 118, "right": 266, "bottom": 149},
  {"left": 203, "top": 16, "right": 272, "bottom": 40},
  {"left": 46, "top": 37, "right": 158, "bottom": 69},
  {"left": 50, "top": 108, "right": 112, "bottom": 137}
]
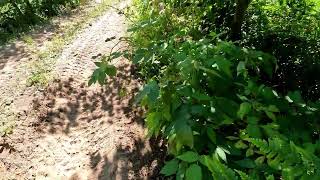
[
  {"left": 0, "top": 0, "right": 88, "bottom": 45},
  {"left": 90, "top": 0, "right": 320, "bottom": 179}
]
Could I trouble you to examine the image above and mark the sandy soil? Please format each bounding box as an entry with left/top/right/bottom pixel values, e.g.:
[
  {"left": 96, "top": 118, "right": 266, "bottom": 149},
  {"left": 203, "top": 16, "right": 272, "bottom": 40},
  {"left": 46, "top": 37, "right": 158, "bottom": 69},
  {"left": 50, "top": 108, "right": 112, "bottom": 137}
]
[{"left": 0, "top": 1, "right": 165, "bottom": 179}]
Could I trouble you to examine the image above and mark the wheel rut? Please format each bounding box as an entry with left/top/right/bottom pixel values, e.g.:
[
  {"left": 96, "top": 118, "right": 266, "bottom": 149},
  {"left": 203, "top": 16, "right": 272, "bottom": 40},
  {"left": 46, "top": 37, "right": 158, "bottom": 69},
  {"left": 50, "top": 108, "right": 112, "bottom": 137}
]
[{"left": 0, "top": 1, "right": 165, "bottom": 179}]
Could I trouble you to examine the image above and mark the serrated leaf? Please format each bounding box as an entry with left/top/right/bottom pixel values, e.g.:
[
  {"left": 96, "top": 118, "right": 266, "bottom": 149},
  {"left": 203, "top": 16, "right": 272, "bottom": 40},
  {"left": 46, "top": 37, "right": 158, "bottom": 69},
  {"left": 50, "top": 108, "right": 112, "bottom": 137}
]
[
  {"left": 177, "top": 151, "right": 199, "bottom": 163},
  {"left": 186, "top": 164, "right": 202, "bottom": 180},
  {"left": 132, "top": 48, "right": 148, "bottom": 64},
  {"left": 160, "top": 159, "right": 179, "bottom": 176},
  {"left": 105, "top": 64, "right": 117, "bottom": 77},
  {"left": 235, "top": 170, "right": 250, "bottom": 180},
  {"left": 135, "top": 80, "right": 159, "bottom": 106},
  {"left": 255, "top": 156, "right": 265, "bottom": 165},
  {"left": 246, "top": 148, "right": 254, "bottom": 157}
]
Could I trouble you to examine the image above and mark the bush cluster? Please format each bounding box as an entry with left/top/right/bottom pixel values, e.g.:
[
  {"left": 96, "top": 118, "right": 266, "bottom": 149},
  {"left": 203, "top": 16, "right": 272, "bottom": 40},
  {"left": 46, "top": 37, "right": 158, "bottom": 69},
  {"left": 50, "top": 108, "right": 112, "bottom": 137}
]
[
  {"left": 91, "top": 0, "right": 320, "bottom": 179},
  {"left": 0, "top": 0, "right": 81, "bottom": 43}
]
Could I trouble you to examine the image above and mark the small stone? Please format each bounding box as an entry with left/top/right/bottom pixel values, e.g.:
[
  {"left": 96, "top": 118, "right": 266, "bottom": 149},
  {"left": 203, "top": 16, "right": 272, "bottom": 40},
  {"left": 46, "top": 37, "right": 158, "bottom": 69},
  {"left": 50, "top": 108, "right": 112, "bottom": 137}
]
[{"left": 5, "top": 99, "right": 13, "bottom": 105}]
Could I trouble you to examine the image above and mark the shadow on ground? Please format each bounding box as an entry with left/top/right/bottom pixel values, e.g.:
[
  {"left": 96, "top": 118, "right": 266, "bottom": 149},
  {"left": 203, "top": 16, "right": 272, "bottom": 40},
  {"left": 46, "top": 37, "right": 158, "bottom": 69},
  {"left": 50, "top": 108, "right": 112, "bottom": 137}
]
[
  {"left": 32, "top": 63, "right": 143, "bottom": 134},
  {"left": 30, "top": 62, "right": 166, "bottom": 179},
  {"left": 0, "top": 4, "right": 94, "bottom": 71},
  {"left": 85, "top": 136, "right": 166, "bottom": 179}
]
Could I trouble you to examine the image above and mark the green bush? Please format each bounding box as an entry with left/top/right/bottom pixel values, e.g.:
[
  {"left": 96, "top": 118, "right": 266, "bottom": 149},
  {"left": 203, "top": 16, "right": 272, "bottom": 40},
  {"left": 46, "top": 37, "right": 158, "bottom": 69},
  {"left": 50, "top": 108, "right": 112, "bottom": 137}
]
[
  {"left": 0, "top": 0, "right": 80, "bottom": 44},
  {"left": 90, "top": 0, "right": 320, "bottom": 179},
  {"left": 242, "top": 0, "right": 320, "bottom": 100}
]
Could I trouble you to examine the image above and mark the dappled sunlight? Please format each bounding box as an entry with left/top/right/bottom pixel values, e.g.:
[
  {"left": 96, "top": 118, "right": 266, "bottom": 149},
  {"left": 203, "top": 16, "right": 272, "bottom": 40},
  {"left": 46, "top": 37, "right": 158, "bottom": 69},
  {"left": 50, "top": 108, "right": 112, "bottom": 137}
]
[{"left": 32, "top": 62, "right": 143, "bottom": 134}]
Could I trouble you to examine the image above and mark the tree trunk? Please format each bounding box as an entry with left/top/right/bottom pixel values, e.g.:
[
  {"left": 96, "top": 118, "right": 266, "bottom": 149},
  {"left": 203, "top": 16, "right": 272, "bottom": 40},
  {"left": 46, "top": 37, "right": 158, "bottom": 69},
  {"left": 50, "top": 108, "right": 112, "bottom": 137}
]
[{"left": 230, "top": 0, "right": 251, "bottom": 41}]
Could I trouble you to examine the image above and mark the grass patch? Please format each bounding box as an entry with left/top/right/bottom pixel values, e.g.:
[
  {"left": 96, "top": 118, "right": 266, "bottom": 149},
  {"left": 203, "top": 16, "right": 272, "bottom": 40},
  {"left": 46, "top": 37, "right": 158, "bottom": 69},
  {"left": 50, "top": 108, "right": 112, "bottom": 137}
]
[
  {"left": 26, "top": 0, "right": 115, "bottom": 87},
  {"left": 21, "top": 35, "right": 35, "bottom": 46}
]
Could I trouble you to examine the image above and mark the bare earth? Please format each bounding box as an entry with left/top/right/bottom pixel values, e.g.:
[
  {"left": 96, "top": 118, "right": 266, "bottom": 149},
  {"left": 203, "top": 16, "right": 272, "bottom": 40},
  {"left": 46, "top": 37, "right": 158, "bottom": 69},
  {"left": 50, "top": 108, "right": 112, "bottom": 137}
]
[{"left": 0, "top": 1, "right": 164, "bottom": 179}]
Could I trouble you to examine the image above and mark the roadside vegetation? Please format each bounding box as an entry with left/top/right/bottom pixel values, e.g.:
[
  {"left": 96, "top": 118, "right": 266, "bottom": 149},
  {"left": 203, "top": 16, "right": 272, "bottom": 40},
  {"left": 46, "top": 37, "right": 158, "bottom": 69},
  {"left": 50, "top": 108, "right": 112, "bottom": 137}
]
[
  {"left": 0, "top": 0, "right": 85, "bottom": 44},
  {"left": 91, "top": 0, "right": 320, "bottom": 179}
]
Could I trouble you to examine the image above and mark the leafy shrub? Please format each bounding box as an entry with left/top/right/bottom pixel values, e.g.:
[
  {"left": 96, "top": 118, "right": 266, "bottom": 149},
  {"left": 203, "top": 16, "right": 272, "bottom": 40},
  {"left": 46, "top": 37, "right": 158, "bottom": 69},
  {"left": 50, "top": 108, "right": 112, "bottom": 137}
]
[
  {"left": 0, "top": 0, "right": 81, "bottom": 44},
  {"left": 90, "top": 0, "right": 320, "bottom": 179},
  {"left": 242, "top": 0, "right": 320, "bottom": 100},
  {"left": 130, "top": 37, "right": 320, "bottom": 179}
]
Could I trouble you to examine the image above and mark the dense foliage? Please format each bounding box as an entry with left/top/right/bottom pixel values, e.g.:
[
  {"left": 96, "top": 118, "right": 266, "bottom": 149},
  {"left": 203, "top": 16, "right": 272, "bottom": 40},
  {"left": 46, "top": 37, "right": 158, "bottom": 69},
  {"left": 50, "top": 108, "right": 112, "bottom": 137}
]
[
  {"left": 91, "top": 0, "right": 320, "bottom": 179},
  {"left": 0, "top": 0, "right": 81, "bottom": 43}
]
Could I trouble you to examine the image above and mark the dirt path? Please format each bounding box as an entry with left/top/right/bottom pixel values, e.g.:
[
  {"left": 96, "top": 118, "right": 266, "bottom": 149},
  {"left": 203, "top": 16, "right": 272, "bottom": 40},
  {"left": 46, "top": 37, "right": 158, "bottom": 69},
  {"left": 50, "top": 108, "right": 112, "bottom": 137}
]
[{"left": 0, "top": 1, "right": 164, "bottom": 179}]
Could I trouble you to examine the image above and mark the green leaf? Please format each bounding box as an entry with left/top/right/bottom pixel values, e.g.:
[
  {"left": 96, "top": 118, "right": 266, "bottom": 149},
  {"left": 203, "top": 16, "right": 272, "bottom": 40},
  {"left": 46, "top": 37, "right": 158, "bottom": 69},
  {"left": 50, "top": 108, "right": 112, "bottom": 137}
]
[
  {"left": 132, "top": 48, "right": 146, "bottom": 64},
  {"left": 89, "top": 68, "right": 106, "bottom": 85},
  {"left": 174, "top": 107, "right": 194, "bottom": 148},
  {"left": 268, "top": 105, "right": 279, "bottom": 112},
  {"left": 146, "top": 112, "right": 161, "bottom": 136},
  {"left": 186, "top": 164, "right": 202, "bottom": 180},
  {"left": 246, "top": 148, "right": 254, "bottom": 157},
  {"left": 238, "top": 102, "right": 251, "bottom": 119},
  {"left": 265, "top": 111, "right": 276, "bottom": 121},
  {"left": 216, "top": 57, "right": 232, "bottom": 77},
  {"left": 215, "top": 146, "right": 227, "bottom": 162},
  {"left": 247, "top": 117, "right": 262, "bottom": 138},
  {"left": 266, "top": 175, "right": 275, "bottom": 180},
  {"left": 175, "top": 121, "right": 194, "bottom": 148},
  {"left": 235, "top": 140, "right": 248, "bottom": 149},
  {"left": 202, "top": 155, "right": 237, "bottom": 179},
  {"left": 235, "top": 170, "right": 250, "bottom": 180},
  {"left": 255, "top": 156, "right": 265, "bottom": 165},
  {"left": 192, "top": 91, "right": 211, "bottom": 101},
  {"left": 206, "top": 127, "right": 217, "bottom": 144},
  {"left": 105, "top": 64, "right": 117, "bottom": 77},
  {"left": 160, "top": 159, "right": 179, "bottom": 176},
  {"left": 235, "top": 158, "right": 256, "bottom": 168},
  {"left": 286, "top": 91, "right": 304, "bottom": 104},
  {"left": 89, "top": 61, "right": 117, "bottom": 86},
  {"left": 237, "top": 61, "right": 246, "bottom": 76},
  {"left": 191, "top": 105, "right": 206, "bottom": 115},
  {"left": 135, "top": 80, "right": 159, "bottom": 105},
  {"left": 176, "top": 162, "right": 188, "bottom": 180},
  {"left": 177, "top": 151, "right": 199, "bottom": 163},
  {"left": 247, "top": 124, "right": 262, "bottom": 138}
]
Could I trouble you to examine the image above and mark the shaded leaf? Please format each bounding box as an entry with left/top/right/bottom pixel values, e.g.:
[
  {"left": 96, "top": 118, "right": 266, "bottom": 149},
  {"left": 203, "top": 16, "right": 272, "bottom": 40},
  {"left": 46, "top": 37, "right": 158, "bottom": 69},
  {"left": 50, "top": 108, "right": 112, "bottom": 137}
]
[
  {"left": 160, "top": 159, "right": 179, "bottom": 176},
  {"left": 186, "top": 164, "right": 202, "bottom": 180},
  {"left": 235, "top": 158, "right": 256, "bottom": 168},
  {"left": 238, "top": 102, "right": 251, "bottom": 119},
  {"left": 177, "top": 151, "right": 199, "bottom": 163}
]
